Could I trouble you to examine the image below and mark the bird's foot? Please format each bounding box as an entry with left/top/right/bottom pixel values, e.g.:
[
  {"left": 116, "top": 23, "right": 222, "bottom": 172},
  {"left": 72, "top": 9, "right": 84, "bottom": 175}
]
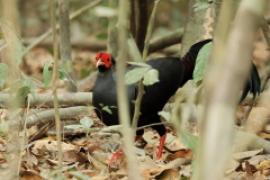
[
  {"left": 156, "top": 134, "right": 167, "bottom": 160},
  {"left": 107, "top": 149, "right": 124, "bottom": 168}
]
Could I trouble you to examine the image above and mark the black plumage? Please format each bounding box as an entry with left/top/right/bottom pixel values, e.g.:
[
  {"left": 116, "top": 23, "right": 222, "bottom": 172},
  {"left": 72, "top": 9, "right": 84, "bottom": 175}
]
[{"left": 92, "top": 39, "right": 261, "bottom": 158}]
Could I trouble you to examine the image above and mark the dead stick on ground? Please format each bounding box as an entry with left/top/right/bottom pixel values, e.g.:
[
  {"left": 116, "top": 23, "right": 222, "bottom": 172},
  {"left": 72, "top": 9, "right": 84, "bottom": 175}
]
[
  {"left": 26, "top": 106, "right": 92, "bottom": 128},
  {"left": 0, "top": 92, "right": 92, "bottom": 107}
]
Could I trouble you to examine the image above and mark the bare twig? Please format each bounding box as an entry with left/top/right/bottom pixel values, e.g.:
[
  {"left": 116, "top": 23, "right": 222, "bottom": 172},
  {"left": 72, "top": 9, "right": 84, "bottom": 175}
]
[
  {"left": 19, "top": 99, "right": 31, "bottom": 175},
  {"left": 132, "top": 0, "right": 160, "bottom": 129},
  {"left": 116, "top": 0, "right": 141, "bottom": 179},
  {"left": 50, "top": 0, "right": 63, "bottom": 169},
  {"left": 142, "top": 0, "right": 160, "bottom": 60}
]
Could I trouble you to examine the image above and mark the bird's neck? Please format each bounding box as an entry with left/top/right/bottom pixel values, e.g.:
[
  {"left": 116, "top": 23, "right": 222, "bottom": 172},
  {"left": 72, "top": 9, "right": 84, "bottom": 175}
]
[{"left": 181, "top": 52, "right": 196, "bottom": 84}]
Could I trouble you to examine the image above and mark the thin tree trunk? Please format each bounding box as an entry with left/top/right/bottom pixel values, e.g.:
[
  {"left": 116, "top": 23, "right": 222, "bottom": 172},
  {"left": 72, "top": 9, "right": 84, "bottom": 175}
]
[
  {"left": 194, "top": 0, "right": 267, "bottom": 179},
  {"left": 1, "top": 0, "right": 22, "bottom": 178},
  {"left": 58, "top": 0, "right": 77, "bottom": 91},
  {"left": 50, "top": 0, "right": 63, "bottom": 172},
  {"left": 58, "top": 0, "right": 71, "bottom": 64},
  {"left": 116, "top": 0, "right": 141, "bottom": 179},
  {"left": 130, "top": 0, "right": 151, "bottom": 52},
  {"left": 180, "top": 0, "right": 209, "bottom": 56}
]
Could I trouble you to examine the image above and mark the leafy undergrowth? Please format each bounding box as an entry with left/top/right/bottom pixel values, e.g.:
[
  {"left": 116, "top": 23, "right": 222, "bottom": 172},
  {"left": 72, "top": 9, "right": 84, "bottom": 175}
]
[
  {"left": 0, "top": 107, "right": 268, "bottom": 179},
  {"left": 0, "top": 41, "right": 268, "bottom": 179},
  {"left": 21, "top": 118, "right": 194, "bottom": 179}
]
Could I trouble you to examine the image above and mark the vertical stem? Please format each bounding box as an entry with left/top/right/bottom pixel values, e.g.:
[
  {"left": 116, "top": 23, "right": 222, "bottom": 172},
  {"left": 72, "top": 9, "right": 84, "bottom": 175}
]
[
  {"left": 132, "top": 0, "right": 160, "bottom": 129},
  {"left": 194, "top": 0, "right": 267, "bottom": 179},
  {"left": 116, "top": 0, "right": 141, "bottom": 179},
  {"left": 1, "top": 0, "right": 22, "bottom": 178},
  {"left": 50, "top": 0, "right": 63, "bottom": 170},
  {"left": 58, "top": 0, "right": 77, "bottom": 91},
  {"left": 142, "top": 0, "right": 160, "bottom": 60},
  {"left": 58, "top": 0, "right": 71, "bottom": 63}
]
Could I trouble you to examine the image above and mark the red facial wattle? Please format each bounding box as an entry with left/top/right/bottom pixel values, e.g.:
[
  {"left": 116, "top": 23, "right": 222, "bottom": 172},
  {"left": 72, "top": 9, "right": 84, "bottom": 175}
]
[{"left": 95, "top": 52, "right": 112, "bottom": 69}]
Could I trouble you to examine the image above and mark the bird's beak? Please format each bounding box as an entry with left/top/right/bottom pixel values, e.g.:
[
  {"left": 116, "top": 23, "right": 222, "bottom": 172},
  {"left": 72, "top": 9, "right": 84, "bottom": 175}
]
[{"left": 96, "top": 59, "right": 105, "bottom": 68}]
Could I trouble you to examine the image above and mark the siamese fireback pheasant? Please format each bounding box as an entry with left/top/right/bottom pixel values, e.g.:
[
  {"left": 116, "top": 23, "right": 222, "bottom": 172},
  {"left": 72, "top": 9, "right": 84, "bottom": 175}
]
[{"left": 92, "top": 39, "right": 260, "bottom": 159}]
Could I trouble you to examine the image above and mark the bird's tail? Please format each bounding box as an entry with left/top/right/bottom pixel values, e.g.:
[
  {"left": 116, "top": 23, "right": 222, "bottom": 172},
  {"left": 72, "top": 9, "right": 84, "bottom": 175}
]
[
  {"left": 240, "top": 63, "right": 261, "bottom": 102},
  {"left": 181, "top": 39, "right": 212, "bottom": 83}
]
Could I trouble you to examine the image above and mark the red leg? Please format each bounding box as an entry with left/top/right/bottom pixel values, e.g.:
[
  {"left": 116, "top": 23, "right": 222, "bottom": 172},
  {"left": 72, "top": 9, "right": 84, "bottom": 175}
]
[
  {"left": 156, "top": 134, "right": 166, "bottom": 159},
  {"left": 108, "top": 136, "right": 142, "bottom": 166},
  {"left": 108, "top": 149, "right": 124, "bottom": 166}
]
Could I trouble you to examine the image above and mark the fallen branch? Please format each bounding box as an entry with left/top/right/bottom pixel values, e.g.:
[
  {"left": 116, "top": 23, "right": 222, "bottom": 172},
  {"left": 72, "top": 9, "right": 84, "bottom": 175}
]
[
  {"left": 26, "top": 106, "right": 92, "bottom": 128},
  {"left": 234, "top": 130, "right": 270, "bottom": 153},
  {"left": 0, "top": 92, "right": 92, "bottom": 108},
  {"left": 0, "top": 92, "right": 92, "bottom": 107},
  {"left": 29, "top": 92, "right": 92, "bottom": 107},
  {"left": 47, "top": 124, "right": 122, "bottom": 136}
]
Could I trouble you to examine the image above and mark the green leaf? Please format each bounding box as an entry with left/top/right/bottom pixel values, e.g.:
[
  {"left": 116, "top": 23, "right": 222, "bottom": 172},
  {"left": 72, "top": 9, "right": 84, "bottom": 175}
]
[
  {"left": 158, "top": 111, "right": 171, "bottom": 121},
  {"left": 80, "top": 117, "right": 94, "bottom": 128},
  {"left": 102, "top": 106, "right": 112, "bottom": 114},
  {"left": 58, "top": 68, "right": 67, "bottom": 80},
  {"left": 143, "top": 69, "right": 159, "bottom": 86},
  {"left": 42, "top": 62, "right": 52, "bottom": 87},
  {"left": 0, "top": 63, "right": 8, "bottom": 86},
  {"left": 125, "top": 67, "right": 149, "bottom": 85},
  {"left": 192, "top": 42, "right": 212, "bottom": 85},
  {"left": 180, "top": 129, "right": 198, "bottom": 152}
]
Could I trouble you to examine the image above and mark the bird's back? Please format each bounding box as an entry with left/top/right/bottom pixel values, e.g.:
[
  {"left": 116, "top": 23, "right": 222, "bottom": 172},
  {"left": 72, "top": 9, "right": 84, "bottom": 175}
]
[{"left": 140, "top": 57, "right": 184, "bottom": 114}]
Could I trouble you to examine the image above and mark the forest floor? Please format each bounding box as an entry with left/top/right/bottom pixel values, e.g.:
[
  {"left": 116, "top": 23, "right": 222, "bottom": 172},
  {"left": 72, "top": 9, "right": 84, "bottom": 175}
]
[{"left": 0, "top": 39, "right": 269, "bottom": 179}]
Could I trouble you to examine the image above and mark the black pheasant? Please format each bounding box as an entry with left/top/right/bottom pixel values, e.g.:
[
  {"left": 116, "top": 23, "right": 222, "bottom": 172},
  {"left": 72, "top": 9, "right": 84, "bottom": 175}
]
[{"left": 92, "top": 39, "right": 260, "bottom": 159}]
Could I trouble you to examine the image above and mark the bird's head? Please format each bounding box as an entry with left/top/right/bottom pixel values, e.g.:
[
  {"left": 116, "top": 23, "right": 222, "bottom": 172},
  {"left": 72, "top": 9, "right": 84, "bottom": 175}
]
[{"left": 95, "top": 52, "right": 114, "bottom": 72}]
